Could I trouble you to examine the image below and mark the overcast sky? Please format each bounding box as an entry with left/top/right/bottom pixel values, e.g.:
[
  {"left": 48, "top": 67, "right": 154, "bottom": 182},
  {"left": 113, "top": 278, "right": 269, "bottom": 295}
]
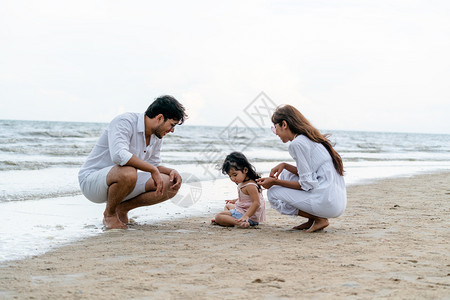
[{"left": 1, "top": 0, "right": 449, "bottom": 134}]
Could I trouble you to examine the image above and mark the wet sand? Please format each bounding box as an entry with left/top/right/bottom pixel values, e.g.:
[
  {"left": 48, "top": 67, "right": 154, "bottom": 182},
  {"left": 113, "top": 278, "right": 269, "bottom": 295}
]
[{"left": 1, "top": 172, "right": 449, "bottom": 299}]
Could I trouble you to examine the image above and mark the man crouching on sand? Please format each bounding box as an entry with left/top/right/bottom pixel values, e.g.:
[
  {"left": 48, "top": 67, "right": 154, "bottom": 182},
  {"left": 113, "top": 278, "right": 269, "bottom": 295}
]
[{"left": 78, "top": 95, "right": 187, "bottom": 229}]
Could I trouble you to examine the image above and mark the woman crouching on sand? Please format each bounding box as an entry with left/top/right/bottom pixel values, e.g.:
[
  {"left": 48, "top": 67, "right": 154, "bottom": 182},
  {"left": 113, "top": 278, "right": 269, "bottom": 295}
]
[{"left": 257, "top": 105, "right": 347, "bottom": 232}]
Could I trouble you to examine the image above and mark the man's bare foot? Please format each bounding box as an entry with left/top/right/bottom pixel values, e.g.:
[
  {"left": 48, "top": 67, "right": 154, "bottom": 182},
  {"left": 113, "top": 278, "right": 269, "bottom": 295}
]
[
  {"left": 305, "top": 218, "right": 329, "bottom": 233},
  {"left": 116, "top": 210, "right": 129, "bottom": 224},
  {"left": 292, "top": 218, "right": 314, "bottom": 230},
  {"left": 103, "top": 215, "right": 128, "bottom": 229}
]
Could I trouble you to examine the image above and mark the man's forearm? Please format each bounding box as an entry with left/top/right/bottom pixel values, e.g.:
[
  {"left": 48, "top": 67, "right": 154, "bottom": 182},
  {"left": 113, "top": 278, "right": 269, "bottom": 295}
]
[
  {"left": 125, "top": 155, "right": 158, "bottom": 173},
  {"left": 124, "top": 155, "right": 176, "bottom": 176},
  {"left": 157, "top": 165, "right": 175, "bottom": 175}
]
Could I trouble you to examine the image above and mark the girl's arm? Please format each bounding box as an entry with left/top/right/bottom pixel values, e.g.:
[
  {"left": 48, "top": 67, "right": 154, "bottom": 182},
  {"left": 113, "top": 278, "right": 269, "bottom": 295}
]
[
  {"left": 239, "top": 185, "right": 261, "bottom": 222},
  {"left": 225, "top": 198, "right": 238, "bottom": 204}
]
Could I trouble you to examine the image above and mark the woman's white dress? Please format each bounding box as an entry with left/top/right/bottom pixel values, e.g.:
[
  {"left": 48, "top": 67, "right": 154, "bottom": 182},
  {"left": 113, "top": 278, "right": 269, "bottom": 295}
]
[{"left": 268, "top": 135, "right": 347, "bottom": 218}]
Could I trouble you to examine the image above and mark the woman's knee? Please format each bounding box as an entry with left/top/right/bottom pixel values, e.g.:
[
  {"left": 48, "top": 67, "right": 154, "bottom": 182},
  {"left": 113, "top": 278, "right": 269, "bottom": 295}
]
[{"left": 267, "top": 186, "right": 280, "bottom": 200}]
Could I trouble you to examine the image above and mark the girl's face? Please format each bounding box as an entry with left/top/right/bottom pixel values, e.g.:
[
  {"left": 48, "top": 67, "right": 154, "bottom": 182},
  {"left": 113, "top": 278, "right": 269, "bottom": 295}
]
[{"left": 227, "top": 167, "right": 248, "bottom": 184}]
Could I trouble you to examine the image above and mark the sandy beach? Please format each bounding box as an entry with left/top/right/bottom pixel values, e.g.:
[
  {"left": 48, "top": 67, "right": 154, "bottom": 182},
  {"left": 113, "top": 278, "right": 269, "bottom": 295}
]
[{"left": 1, "top": 172, "right": 449, "bottom": 299}]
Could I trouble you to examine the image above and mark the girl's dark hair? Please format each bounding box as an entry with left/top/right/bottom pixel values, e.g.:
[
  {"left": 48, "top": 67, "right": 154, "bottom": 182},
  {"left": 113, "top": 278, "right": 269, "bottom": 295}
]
[
  {"left": 272, "top": 105, "right": 345, "bottom": 176},
  {"left": 221, "top": 152, "right": 262, "bottom": 191},
  {"left": 145, "top": 95, "right": 187, "bottom": 125}
]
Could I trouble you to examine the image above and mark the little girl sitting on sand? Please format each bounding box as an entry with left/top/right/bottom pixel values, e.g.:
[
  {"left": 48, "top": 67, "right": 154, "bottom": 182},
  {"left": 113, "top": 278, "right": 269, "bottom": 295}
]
[{"left": 213, "top": 152, "right": 266, "bottom": 228}]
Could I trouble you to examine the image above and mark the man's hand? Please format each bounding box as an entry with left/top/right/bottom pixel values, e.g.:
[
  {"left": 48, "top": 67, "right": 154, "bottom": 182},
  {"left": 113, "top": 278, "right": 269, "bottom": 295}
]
[
  {"left": 169, "top": 169, "right": 182, "bottom": 190},
  {"left": 150, "top": 167, "right": 164, "bottom": 195}
]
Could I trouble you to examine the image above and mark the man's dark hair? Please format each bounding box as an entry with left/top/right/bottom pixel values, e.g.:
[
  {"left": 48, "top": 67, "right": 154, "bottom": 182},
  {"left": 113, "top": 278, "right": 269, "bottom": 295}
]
[{"left": 145, "top": 95, "right": 187, "bottom": 125}]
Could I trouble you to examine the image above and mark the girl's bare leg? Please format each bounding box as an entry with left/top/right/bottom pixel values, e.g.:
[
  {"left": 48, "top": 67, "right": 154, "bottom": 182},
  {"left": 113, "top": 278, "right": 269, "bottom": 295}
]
[
  {"left": 224, "top": 203, "right": 235, "bottom": 211},
  {"left": 214, "top": 211, "right": 249, "bottom": 228}
]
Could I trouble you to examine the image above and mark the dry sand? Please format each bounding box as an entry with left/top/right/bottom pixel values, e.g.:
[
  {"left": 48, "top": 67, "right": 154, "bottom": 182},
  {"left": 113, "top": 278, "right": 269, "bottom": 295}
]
[{"left": 1, "top": 172, "right": 449, "bottom": 299}]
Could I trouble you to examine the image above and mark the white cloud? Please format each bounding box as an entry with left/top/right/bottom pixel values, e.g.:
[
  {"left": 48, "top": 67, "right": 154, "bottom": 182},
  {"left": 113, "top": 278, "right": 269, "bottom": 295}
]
[{"left": 0, "top": 0, "right": 449, "bottom": 133}]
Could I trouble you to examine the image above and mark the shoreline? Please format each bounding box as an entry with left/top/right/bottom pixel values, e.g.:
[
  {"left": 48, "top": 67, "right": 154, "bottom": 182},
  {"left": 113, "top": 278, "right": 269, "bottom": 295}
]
[{"left": 1, "top": 172, "right": 450, "bottom": 299}]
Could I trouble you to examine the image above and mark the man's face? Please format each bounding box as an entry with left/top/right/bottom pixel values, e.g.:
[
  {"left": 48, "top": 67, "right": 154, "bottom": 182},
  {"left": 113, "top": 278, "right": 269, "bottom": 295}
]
[{"left": 155, "top": 118, "right": 178, "bottom": 139}]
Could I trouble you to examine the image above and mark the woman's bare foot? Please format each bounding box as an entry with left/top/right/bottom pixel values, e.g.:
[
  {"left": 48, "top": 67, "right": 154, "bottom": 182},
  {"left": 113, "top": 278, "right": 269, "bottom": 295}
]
[
  {"left": 292, "top": 218, "right": 314, "bottom": 230},
  {"left": 305, "top": 218, "right": 329, "bottom": 233},
  {"left": 103, "top": 214, "right": 128, "bottom": 229}
]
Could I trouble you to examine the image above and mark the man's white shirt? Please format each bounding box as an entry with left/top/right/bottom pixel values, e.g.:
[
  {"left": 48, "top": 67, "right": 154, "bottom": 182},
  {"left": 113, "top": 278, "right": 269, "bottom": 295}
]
[{"left": 78, "top": 112, "right": 162, "bottom": 184}]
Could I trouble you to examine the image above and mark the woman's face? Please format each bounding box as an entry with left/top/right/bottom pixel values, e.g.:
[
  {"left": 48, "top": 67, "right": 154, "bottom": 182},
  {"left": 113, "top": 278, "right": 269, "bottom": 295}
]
[{"left": 272, "top": 122, "right": 290, "bottom": 143}]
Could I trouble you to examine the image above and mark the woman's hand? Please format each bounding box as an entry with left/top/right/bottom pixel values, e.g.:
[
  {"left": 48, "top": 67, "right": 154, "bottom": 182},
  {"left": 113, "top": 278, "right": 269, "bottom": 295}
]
[
  {"left": 256, "top": 177, "right": 277, "bottom": 189},
  {"left": 269, "top": 163, "right": 286, "bottom": 178},
  {"left": 225, "top": 199, "right": 237, "bottom": 204}
]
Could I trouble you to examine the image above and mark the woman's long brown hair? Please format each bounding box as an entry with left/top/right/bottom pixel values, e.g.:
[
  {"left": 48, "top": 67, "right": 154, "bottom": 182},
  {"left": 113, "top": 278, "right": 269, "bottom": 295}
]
[{"left": 272, "top": 105, "right": 344, "bottom": 176}]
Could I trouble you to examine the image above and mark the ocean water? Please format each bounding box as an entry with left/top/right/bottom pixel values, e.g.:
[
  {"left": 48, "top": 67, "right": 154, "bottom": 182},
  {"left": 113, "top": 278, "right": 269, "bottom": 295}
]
[{"left": 1, "top": 119, "right": 449, "bottom": 262}]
